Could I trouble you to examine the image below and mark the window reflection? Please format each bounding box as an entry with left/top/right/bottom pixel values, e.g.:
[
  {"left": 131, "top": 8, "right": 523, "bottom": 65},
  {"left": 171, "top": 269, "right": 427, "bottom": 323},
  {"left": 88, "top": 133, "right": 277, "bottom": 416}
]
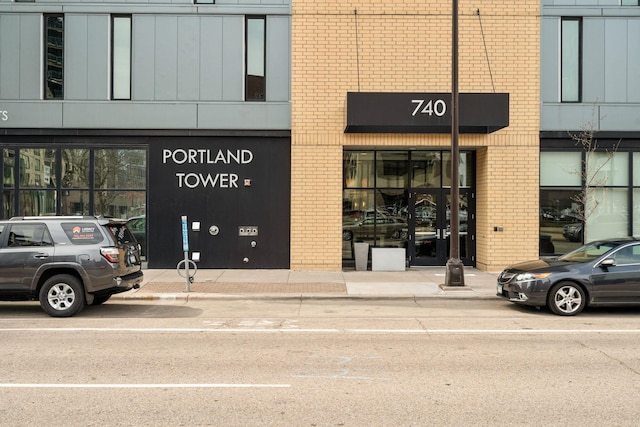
[
  {"left": 344, "top": 152, "right": 374, "bottom": 188},
  {"left": 246, "top": 16, "right": 266, "bottom": 101},
  {"left": 3, "top": 191, "right": 14, "bottom": 218},
  {"left": 634, "top": 189, "right": 640, "bottom": 236},
  {"left": 62, "top": 149, "right": 89, "bottom": 189},
  {"left": 342, "top": 189, "right": 408, "bottom": 259},
  {"left": 19, "top": 190, "right": 56, "bottom": 216},
  {"left": 585, "top": 188, "right": 628, "bottom": 242},
  {"left": 45, "top": 14, "right": 64, "bottom": 100},
  {"left": 411, "top": 151, "right": 441, "bottom": 188},
  {"left": 561, "top": 18, "right": 581, "bottom": 102},
  {"left": 112, "top": 15, "right": 132, "bottom": 100},
  {"left": 94, "top": 190, "right": 145, "bottom": 220},
  {"left": 540, "top": 189, "right": 581, "bottom": 255},
  {"left": 61, "top": 190, "right": 89, "bottom": 215},
  {"left": 95, "top": 149, "right": 146, "bottom": 189},
  {"left": 3, "top": 149, "right": 15, "bottom": 186},
  {"left": 19, "top": 149, "right": 56, "bottom": 188},
  {"left": 343, "top": 150, "right": 472, "bottom": 262},
  {"left": 442, "top": 151, "right": 473, "bottom": 188},
  {"left": 376, "top": 151, "right": 408, "bottom": 188}
]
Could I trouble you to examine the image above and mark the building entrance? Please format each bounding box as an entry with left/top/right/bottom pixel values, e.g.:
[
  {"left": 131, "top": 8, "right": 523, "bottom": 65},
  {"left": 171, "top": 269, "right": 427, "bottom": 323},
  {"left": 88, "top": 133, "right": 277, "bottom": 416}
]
[
  {"left": 408, "top": 189, "right": 473, "bottom": 266},
  {"left": 342, "top": 150, "right": 476, "bottom": 268}
]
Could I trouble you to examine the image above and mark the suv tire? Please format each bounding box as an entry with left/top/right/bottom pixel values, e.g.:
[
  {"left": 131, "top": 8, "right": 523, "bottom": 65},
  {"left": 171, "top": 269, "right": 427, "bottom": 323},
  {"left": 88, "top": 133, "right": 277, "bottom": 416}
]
[{"left": 39, "top": 275, "right": 86, "bottom": 317}]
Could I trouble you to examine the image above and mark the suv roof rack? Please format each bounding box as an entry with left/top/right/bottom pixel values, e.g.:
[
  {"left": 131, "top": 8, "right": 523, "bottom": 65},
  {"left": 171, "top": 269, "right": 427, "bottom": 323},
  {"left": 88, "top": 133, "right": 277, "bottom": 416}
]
[{"left": 10, "top": 215, "right": 102, "bottom": 221}]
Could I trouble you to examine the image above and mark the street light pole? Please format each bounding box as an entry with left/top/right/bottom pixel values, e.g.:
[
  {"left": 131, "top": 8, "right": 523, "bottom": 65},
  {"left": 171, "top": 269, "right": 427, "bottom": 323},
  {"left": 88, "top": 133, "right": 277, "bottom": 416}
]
[{"left": 445, "top": 0, "right": 465, "bottom": 286}]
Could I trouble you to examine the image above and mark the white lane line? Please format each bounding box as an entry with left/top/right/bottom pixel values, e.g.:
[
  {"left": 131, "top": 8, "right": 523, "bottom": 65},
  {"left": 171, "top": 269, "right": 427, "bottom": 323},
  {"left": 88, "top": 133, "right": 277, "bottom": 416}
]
[
  {"left": 0, "top": 383, "right": 290, "bottom": 389},
  {"left": 1, "top": 327, "right": 640, "bottom": 334}
]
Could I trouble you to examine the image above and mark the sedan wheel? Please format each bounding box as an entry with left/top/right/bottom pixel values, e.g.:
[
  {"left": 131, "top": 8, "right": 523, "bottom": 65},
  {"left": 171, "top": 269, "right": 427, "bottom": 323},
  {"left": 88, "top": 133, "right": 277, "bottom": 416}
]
[{"left": 548, "top": 281, "right": 586, "bottom": 316}]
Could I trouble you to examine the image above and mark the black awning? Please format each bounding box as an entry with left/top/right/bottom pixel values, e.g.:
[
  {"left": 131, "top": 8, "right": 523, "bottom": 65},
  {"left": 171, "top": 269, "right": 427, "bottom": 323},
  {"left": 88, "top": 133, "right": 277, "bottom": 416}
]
[{"left": 344, "top": 92, "right": 509, "bottom": 134}]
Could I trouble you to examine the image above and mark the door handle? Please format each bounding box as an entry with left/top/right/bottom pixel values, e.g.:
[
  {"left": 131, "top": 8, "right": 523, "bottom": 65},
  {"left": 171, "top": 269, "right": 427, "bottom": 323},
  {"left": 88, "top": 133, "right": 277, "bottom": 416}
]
[
  {"left": 34, "top": 253, "right": 49, "bottom": 259},
  {"left": 436, "top": 229, "right": 441, "bottom": 239}
]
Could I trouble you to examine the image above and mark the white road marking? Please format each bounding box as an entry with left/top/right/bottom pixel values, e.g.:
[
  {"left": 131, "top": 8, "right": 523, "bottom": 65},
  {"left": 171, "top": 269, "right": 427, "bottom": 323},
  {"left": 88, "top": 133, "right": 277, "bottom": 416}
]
[
  {"left": 0, "top": 383, "right": 290, "bottom": 389},
  {"left": 1, "top": 327, "right": 640, "bottom": 334}
]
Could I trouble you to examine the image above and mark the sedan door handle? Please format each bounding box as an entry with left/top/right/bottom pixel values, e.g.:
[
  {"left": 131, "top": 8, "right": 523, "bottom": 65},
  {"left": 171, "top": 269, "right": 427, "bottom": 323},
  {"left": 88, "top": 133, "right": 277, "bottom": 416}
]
[{"left": 34, "top": 253, "right": 49, "bottom": 259}]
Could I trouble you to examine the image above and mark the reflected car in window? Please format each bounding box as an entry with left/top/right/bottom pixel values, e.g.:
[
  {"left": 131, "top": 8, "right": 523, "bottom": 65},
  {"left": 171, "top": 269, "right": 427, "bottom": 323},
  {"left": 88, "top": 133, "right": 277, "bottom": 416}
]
[
  {"left": 126, "top": 215, "right": 146, "bottom": 257},
  {"left": 497, "top": 238, "right": 640, "bottom": 316},
  {"left": 342, "top": 216, "right": 408, "bottom": 242},
  {"left": 562, "top": 223, "right": 583, "bottom": 242}
]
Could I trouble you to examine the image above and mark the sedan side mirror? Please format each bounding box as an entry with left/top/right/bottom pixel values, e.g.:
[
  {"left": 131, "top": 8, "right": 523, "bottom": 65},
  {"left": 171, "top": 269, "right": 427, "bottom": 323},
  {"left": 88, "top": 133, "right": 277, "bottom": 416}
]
[{"left": 599, "top": 258, "right": 616, "bottom": 268}]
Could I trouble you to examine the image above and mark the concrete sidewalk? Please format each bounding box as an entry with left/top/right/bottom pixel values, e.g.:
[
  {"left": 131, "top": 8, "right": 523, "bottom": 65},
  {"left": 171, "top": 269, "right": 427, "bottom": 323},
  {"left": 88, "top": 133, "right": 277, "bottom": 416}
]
[{"left": 114, "top": 267, "right": 500, "bottom": 300}]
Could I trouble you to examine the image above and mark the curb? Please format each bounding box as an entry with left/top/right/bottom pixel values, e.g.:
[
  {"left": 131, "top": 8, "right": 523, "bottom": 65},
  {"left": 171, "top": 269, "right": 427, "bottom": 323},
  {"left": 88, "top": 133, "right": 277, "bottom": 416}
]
[{"left": 112, "top": 292, "right": 500, "bottom": 302}]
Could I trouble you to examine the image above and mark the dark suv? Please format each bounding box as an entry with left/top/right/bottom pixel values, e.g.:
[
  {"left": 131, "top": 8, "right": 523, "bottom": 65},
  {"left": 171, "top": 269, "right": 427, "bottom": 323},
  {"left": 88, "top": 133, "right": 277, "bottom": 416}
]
[{"left": 0, "top": 216, "right": 143, "bottom": 317}]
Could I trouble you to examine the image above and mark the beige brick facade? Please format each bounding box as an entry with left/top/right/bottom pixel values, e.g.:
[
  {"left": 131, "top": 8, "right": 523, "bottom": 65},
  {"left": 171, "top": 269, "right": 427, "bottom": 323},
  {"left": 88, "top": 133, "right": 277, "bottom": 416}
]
[{"left": 291, "top": 1, "right": 540, "bottom": 271}]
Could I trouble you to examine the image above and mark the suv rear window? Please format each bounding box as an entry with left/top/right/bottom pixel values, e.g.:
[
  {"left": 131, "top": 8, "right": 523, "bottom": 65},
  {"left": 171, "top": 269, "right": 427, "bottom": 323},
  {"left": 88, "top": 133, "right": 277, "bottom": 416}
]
[
  {"left": 61, "top": 223, "right": 105, "bottom": 245},
  {"left": 106, "top": 224, "right": 137, "bottom": 245}
]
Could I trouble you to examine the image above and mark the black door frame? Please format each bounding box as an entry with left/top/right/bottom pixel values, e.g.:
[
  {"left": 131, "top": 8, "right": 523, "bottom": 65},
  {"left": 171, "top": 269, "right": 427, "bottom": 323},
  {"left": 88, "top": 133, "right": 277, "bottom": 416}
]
[{"left": 407, "top": 188, "right": 474, "bottom": 266}]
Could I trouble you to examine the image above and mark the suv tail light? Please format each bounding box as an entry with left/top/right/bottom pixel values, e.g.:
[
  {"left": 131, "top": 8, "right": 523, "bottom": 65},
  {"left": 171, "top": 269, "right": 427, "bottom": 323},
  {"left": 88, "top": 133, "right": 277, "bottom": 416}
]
[{"left": 101, "top": 247, "right": 120, "bottom": 263}]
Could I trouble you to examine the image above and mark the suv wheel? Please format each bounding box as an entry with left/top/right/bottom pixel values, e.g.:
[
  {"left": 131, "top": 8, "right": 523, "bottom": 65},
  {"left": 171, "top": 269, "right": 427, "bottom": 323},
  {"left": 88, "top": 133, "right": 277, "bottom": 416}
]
[{"left": 39, "top": 275, "right": 86, "bottom": 317}]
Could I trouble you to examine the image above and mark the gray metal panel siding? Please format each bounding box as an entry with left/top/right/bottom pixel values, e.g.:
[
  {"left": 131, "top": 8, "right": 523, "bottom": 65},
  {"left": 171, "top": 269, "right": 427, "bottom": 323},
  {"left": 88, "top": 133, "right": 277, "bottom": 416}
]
[
  {"left": 0, "top": 7, "right": 291, "bottom": 130},
  {"left": 266, "top": 15, "right": 290, "bottom": 102},
  {"left": 132, "top": 15, "right": 155, "bottom": 100},
  {"left": 222, "top": 15, "right": 243, "bottom": 101},
  {"left": 0, "top": 101, "right": 63, "bottom": 127},
  {"left": 177, "top": 16, "right": 200, "bottom": 100},
  {"left": 628, "top": 20, "right": 640, "bottom": 102},
  {"left": 604, "top": 18, "right": 628, "bottom": 102},
  {"left": 66, "top": 15, "right": 89, "bottom": 100},
  {"left": 88, "top": 15, "right": 109, "bottom": 100},
  {"left": 542, "top": 12, "right": 640, "bottom": 132},
  {"left": 540, "top": 17, "right": 559, "bottom": 104},
  {"left": 0, "top": 15, "right": 20, "bottom": 99},
  {"left": 0, "top": 14, "right": 40, "bottom": 100},
  {"left": 197, "top": 101, "right": 288, "bottom": 129},
  {"left": 200, "top": 16, "right": 223, "bottom": 100},
  {"left": 63, "top": 102, "right": 197, "bottom": 128},
  {"left": 582, "top": 18, "right": 605, "bottom": 103},
  {"left": 131, "top": 14, "right": 245, "bottom": 102},
  {"left": 0, "top": 14, "right": 21, "bottom": 100},
  {"left": 19, "top": 15, "right": 41, "bottom": 100},
  {"left": 155, "top": 16, "right": 178, "bottom": 100}
]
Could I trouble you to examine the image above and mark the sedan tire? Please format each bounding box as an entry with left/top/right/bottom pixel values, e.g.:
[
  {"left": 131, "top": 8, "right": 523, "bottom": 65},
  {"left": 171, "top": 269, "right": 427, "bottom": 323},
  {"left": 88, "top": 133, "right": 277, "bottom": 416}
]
[
  {"left": 39, "top": 275, "right": 86, "bottom": 317},
  {"left": 547, "top": 281, "right": 586, "bottom": 316}
]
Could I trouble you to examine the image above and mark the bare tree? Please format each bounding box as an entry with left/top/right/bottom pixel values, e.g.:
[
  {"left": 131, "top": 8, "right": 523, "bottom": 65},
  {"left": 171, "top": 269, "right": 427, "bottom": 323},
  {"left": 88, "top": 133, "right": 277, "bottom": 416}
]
[{"left": 567, "top": 111, "right": 620, "bottom": 241}]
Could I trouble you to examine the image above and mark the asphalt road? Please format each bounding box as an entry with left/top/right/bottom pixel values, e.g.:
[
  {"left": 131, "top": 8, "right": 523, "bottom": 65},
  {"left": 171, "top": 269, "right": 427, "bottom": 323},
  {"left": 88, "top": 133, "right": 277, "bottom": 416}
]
[{"left": 2, "top": 298, "right": 640, "bottom": 426}]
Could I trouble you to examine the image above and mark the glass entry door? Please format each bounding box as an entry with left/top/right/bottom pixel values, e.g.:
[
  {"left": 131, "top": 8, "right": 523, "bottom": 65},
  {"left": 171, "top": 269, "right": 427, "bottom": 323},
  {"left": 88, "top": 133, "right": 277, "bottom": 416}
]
[{"left": 408, "top": 190, "right": 473, "bottom": 266}]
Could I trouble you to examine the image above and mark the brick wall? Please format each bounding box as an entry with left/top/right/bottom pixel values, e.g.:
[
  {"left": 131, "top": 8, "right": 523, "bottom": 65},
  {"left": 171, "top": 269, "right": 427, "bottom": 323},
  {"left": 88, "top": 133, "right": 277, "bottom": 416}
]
[{"left": 291, "top": 1, "right": 540, "bottom": 271}]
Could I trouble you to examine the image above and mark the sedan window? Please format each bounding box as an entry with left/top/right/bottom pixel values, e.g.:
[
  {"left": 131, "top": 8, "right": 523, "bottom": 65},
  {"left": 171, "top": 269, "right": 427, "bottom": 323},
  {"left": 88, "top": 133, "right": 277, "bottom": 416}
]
[
  {"left": 611, "top": 245, "right": 640, "bottom": 265},
  {"left": 559, "top": 241, "right": 619, "bottom": 262}
]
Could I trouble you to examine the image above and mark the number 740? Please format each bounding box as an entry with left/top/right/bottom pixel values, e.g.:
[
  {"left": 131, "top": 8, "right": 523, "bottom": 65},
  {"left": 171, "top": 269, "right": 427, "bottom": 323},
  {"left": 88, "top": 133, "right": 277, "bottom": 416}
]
[{"left": 411, "top": 99, "right": 447, "bottom": 117}]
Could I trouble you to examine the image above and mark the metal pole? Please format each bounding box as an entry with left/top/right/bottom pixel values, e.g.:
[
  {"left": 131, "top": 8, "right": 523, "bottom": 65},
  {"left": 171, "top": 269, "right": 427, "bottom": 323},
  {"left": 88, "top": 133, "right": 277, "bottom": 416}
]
[
  {"left": 181, "top": 216, "right": 191, "bottom": 292},
  {"left": 445, "top": 0, "right": 465, "bottom": 286}
]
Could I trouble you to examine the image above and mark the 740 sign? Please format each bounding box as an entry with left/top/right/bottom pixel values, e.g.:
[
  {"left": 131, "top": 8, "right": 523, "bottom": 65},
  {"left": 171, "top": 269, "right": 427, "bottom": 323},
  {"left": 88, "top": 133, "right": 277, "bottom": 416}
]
[{"left": 411, "top": 99, "right": 447, "bottom": 117}]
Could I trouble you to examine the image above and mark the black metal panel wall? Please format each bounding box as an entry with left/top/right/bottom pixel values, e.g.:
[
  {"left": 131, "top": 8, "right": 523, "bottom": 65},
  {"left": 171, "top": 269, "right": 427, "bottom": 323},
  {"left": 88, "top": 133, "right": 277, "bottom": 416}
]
[{"left": 148, "top": 136, "right": 291, "bottom": 269}]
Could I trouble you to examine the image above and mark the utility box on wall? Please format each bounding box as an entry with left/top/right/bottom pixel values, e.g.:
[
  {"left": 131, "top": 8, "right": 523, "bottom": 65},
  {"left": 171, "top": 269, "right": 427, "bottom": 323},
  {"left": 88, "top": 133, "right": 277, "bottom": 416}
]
[{"left": 147, "top": 136, "right": 291, "bottom": 269}]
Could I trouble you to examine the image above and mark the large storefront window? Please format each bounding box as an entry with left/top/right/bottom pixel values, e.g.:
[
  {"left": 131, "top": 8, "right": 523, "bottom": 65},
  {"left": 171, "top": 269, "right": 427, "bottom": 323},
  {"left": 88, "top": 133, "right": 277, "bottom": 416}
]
[
  {"left": 634, "top": 153, "right": 640, "bottom": 236},
  {"left": 343, "top": 150, "right": 473, "bottom": 266},
  {"left": 541, "top": 150, "right": 636, "bottom": 255},
  {"left": 1, "top": 147, "right": 147, "bottom": 257},
  {"left": 540, "top": 151, "right": 582, "bottom": 254}
]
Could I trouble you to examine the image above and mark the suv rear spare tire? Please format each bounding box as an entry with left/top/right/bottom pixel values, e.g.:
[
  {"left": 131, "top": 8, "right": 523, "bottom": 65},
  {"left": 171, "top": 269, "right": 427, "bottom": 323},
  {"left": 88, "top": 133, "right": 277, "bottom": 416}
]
[{"left": 39, "top": 275, "right": 86, "bottom": 317}]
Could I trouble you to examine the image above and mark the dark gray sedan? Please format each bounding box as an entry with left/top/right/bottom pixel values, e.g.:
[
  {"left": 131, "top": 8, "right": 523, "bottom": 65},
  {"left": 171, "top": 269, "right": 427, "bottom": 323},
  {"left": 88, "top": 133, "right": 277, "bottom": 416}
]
[{"left": 497, "top": 238, "right": 640, "bottom": 315}]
